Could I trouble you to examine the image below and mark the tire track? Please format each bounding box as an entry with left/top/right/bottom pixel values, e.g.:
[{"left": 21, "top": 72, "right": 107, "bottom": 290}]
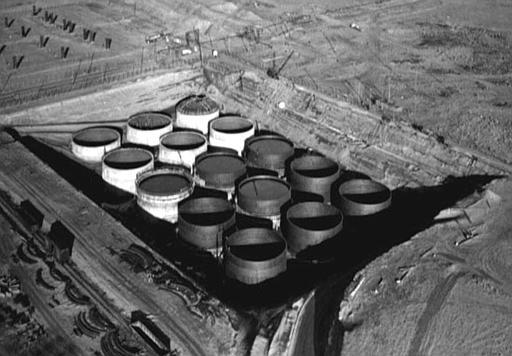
[{"left": 407, "top": 272, "right": 462, "bottom": 356}]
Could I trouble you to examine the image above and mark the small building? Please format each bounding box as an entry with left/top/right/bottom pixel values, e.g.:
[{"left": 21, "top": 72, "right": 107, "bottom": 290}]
[
  {"left": 47, "top": 221, "right": 75, "bottom": 263},
  {"left": 18, "top": 200, "right": 44, "bottom": 232}
]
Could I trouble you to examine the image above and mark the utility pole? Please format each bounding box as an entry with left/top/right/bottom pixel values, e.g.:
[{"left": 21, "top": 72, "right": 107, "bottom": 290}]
[
  {"left": 72, "top": 59, "right": 82, "bottom": 86},
  {"left": 387, "top": 76, "right": 391, "bottom": 103},
  {"left": 195, "top": 29, "right": 203, "bottom": 67},
  {"left": 140, "top": 47, "right": 144, "bottom": 73},
  {"left": 87, "top": 52, "right": 95, "bottom": 73}
]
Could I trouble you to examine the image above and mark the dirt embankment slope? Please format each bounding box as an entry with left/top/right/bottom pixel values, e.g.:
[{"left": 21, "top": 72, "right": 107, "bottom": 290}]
[{"left": 333, "top": 178, "right": 512, "bottom": 355}]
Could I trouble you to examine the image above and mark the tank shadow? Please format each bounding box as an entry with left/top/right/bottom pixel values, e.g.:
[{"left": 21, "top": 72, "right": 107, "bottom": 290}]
[{"left": 12, "top": 133, "right": 502, "bottom": 311}]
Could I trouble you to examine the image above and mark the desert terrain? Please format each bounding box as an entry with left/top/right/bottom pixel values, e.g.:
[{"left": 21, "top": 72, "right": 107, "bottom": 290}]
[{"left": 0, "top": 0, "right": 511, "bottom": 355}]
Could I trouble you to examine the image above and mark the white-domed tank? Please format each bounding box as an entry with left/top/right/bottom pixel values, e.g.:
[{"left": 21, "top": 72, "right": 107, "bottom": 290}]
[{"left": 175, "top": 95, "right": 220, "bottom": 134}]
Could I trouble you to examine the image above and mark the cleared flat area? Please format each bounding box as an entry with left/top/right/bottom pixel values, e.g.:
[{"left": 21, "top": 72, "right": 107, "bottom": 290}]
[{"left": 1, "top": 69, "right": 203, "bottom": 126}]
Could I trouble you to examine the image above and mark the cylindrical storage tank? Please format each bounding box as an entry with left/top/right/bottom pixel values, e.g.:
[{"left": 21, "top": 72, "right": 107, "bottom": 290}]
[
  {"left": 178, "top": 197, "right": 235, "bottom": 251},
  {"left": 102, "top": 148, "right": 154, "bottom": 194},
  {"left": 282, "top": 202, "right": 343, "bottom": 254},
  {"left": 126, "top": 112, "right": 173, "bottom": 147},
  {"left": 175, "top": 95, "right": 220, "bottom": 134},
  {"left": 335, "top": 179, "right": 391, "bottom": 216},
  {"left": 289, "top": 155, "right": 341, "bottom": 203},
  {"left": 209, "top": 116, "right": 255, "bottom": 155},
  {"left": 195, "top": 152, "right": 247, "bottom": 198},
  {"left": 237, "top": 175, "right": 291, "bottom": 229},
  {"left": 244, "top": 135, "right": 294, "bottom": 177},
  {"left": 71, "top": 127, "right": 121, "bottom": 163},
  {"left": 225, "top": 228, "right": 287, "bottom": 285},
  {"left": 136, "top": 168, "right": 194, "bottom": 223},
  {"left": 159, "top": 131, "right": 207, "bottom": 169}
]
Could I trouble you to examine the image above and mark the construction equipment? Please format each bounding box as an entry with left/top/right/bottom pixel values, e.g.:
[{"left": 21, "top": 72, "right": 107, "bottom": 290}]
[
  {"left": 145, "top": 33, "right": 161, "bottom": 44},
  {"left": 266, "top": 50, "right": 294, "bottom": 79},
  {"left": 240, "top": 25, "right": 261, "bottom": 42}
]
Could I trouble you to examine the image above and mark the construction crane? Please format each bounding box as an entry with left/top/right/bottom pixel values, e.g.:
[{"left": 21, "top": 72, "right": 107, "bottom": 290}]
[{"left": 266, "top": 50, "right": 294, "bottom": 79}]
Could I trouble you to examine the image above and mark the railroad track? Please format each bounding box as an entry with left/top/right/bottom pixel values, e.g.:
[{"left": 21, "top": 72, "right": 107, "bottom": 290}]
[
  {"left": 0, "top": 182, "right": 160, "bottom": 355},
  {"left": 0, "top": 153, "right": 208, "bottom": 356}
]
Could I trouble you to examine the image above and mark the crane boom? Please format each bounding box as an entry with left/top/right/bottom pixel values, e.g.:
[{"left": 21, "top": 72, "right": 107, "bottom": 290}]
[{"left": 276, "top": 50, "right": 294, "bottom": 76}]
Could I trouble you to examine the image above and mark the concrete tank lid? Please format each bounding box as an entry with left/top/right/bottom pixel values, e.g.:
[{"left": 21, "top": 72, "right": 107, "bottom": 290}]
[
  {"left": 195, "top": 152, "right": 246, "bottom": 184},
  {"left": 161, "top": 131, "right": 206, "bottom": 150},
  {"left": 103, "top": 148, "right": 153, "bottom": 169},
  {"left": 72, "top": 127, "right": 120, "bottom": 147},
  {"left": 137, "top": 169, "right": 193, "bottom": 196},
  {"left": 245, "top": 135, "right": 294, "bottom": 155},
  {"left": 176, "top": 95, "right": 219, "bottom": 115},
  {"left": 238, "top": 175, "right": 290, "bottom": 201},
  {"left": 210, "top": 116, "right": 254, "bottom": 133},
  {"left": 226, "top": 228, "right": 286, "bottom": 261},
  {"left": 128, "top": 112, "right": 172, "bottom": 130}
]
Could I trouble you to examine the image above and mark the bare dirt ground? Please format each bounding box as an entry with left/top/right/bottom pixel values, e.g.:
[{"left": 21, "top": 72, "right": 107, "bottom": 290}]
[
  {"left": 2, "top": 0, "right": 511, "bottom": 165},
  {"left": 1, "top": 0, "right": 512, "bottom": 355},
  {"left": 231, "top": 0, "right": 512, "bottom": 165},
  {"left": 335, "top": 178, "right": 512, "bottom": 356}
]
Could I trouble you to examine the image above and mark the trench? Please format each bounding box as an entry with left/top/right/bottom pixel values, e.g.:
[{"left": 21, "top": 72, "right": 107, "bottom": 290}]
[{"left": 9, "top": 130, "right": 501, "bottom": 354}]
